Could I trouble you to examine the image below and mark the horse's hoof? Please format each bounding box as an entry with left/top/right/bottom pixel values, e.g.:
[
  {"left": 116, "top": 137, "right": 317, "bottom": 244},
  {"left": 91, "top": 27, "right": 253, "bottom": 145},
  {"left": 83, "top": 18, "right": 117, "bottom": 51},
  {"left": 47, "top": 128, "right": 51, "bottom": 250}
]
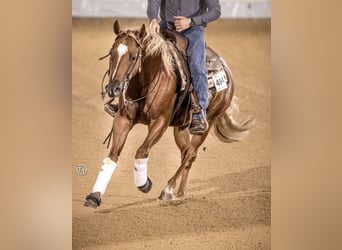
[
  {"left": 158, "top": 188, "right": 175, "bottom": 200},
  {"left": 84, "top": 193, "right": 101, "bottom": 209},
  {"left": 176, "top": 190, "right": 185, "bottom": 198},
  {"left": 137, "top": 177, "right": 152, "bottom": 193},
  {"left": 84, "top": 199, "right": 98, "bottom": 209}
]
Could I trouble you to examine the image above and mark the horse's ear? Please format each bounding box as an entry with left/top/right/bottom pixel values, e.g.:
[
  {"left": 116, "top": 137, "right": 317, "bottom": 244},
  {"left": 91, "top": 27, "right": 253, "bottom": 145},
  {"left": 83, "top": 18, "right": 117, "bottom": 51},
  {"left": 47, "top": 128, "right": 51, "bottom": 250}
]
[
  {"left": 113, "top": 20, "right": 120, "bottom": 35},
  {"left": 138, "top": 24, "right": 147, "bottom": 40}
]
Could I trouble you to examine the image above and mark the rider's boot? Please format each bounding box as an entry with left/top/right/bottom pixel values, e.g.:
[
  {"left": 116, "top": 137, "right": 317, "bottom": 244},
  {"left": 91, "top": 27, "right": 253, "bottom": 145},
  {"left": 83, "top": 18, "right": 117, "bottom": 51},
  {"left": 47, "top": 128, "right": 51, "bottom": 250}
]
[{"left": 189, "top": 89, "right": 208, "bottom": 135}]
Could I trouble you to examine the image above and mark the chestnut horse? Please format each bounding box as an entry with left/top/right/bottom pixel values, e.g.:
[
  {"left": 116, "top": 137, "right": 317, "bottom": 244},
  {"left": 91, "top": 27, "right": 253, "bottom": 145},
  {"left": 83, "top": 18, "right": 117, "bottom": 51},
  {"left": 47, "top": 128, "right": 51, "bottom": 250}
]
[{"left": 84, "top": 20, "right": 255, "bottom": 208}]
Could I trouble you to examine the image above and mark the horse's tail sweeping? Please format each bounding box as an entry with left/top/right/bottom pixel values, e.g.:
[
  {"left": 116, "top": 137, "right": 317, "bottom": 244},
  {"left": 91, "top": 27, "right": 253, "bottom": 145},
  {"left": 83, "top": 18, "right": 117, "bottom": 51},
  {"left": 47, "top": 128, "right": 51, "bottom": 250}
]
[{"left": 211, "top": 95, "right": 256, "bottom": 143}]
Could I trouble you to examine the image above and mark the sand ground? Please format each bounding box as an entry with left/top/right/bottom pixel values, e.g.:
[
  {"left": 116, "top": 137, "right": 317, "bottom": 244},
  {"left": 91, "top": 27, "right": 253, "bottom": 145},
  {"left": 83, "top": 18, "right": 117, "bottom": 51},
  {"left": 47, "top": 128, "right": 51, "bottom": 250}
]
[{"left": 72, "top": 18, "right": 271, "bottom": 249}]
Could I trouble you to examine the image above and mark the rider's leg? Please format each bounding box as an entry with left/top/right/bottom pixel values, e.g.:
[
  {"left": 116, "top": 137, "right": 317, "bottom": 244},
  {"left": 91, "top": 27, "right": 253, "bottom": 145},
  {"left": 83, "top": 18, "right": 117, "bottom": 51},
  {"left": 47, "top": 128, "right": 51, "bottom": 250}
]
[{"left": 182, "top": 26, "right": 208, "bottom": 134}]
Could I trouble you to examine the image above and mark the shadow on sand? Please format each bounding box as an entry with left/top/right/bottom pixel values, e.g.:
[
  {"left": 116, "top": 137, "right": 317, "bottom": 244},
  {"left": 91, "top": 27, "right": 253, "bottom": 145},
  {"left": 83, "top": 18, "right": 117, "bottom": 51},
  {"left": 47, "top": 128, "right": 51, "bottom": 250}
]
[{"left": 73, "top": 166, "right": 270, "bottom": 249}]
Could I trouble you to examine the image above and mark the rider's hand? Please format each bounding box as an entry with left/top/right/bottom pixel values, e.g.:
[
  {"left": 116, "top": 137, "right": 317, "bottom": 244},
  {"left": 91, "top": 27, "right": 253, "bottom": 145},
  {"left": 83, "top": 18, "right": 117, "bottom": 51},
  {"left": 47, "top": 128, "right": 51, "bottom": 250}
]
[
  {"left": 174, "top": 16, "right": 191, "bottom": 32},
  {"left": 149, "top": 19, "right": 160, "bottom": 33}
]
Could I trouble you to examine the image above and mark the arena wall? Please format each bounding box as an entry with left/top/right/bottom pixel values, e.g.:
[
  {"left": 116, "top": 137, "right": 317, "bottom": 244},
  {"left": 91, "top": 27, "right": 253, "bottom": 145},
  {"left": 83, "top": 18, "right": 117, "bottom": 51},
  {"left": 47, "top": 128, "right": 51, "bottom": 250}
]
[{"left": 72, "top": 0, "right": 271, "bottom": 18}]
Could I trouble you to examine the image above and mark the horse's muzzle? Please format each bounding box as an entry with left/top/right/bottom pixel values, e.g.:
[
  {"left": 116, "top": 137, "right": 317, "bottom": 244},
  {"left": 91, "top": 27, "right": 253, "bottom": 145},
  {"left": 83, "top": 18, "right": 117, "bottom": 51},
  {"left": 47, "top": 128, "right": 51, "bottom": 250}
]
[{"left": 105, "top": 83, "right": 122, "bottom": 98}]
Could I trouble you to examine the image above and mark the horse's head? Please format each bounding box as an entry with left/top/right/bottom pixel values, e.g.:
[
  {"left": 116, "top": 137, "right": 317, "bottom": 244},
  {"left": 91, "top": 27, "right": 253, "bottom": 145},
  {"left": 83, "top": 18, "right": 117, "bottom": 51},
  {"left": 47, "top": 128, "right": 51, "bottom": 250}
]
[{"left": 102, "top": 20, "right": 147, "bottom": 98}]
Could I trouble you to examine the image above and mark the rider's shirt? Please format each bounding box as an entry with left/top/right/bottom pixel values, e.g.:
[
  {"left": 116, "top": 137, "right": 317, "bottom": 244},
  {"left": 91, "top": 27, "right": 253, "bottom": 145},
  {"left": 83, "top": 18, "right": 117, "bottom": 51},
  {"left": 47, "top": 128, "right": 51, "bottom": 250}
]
[{"left": 147, "top": 0, "right": 221, "bottom": 27}]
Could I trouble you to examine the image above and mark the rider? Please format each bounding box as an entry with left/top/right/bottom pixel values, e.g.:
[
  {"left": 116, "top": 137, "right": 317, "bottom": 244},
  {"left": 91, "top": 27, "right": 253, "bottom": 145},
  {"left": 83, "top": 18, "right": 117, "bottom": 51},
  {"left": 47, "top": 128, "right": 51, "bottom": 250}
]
[{"left": 147, "top": 0, "right": 221, "bottom": 135}]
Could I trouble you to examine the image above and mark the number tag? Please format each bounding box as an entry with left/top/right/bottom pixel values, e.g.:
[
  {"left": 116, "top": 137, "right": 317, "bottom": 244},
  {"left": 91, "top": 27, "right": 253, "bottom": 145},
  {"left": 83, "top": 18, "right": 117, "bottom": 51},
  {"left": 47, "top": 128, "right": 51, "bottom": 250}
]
[{"left": 212, "top": 71, "right": 228, "bottom": 92}]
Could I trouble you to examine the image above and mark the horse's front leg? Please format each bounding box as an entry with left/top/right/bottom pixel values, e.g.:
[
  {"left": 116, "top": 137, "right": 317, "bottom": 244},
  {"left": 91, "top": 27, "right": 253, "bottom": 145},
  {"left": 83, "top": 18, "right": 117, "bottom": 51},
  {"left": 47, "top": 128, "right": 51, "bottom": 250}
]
[
  {"left": 133, "top": 117, "right": 169, "bottom": 193},
  {"left": 84, "top": 115, "right": 133, "bottom": 208}
]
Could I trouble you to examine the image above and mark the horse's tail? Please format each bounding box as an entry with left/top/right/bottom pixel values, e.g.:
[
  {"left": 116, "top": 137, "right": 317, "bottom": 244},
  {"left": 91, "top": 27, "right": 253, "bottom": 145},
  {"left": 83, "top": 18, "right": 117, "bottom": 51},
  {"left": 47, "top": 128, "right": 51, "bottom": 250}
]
[{"left": 211, "top": 95, "right": 256, "bottom": 143}]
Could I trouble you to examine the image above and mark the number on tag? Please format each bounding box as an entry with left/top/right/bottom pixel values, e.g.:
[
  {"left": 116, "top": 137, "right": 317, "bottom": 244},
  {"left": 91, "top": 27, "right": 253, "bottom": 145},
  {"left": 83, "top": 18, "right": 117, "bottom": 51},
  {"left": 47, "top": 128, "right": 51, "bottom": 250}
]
[{"left": 212, "top": 71, "right": 228, "bottom": 92}]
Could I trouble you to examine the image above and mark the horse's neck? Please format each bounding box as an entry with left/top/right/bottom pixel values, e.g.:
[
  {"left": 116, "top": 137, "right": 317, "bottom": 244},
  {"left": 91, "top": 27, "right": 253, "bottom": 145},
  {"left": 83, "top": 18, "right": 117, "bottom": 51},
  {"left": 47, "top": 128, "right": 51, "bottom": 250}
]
[
  {"left": 127, "top": 55, "right": 162, "bottom": 98},
  {"left": 141, "top": 55, "right": 163, "bottom": 83}
]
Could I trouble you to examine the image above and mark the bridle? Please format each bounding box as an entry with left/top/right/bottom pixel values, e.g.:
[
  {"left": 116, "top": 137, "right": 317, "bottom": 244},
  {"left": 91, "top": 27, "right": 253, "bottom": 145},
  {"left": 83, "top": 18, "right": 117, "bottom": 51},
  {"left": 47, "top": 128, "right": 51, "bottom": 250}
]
[{"left": 99, "top": 31, "right": 143, "bottom": 106}]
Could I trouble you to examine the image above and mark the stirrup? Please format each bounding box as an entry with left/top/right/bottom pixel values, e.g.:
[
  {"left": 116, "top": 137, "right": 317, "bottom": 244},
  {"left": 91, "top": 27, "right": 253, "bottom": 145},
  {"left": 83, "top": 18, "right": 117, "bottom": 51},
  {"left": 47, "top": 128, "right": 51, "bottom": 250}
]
[{"left": 189, "top": 110, "right": 208, "bottom": 135}]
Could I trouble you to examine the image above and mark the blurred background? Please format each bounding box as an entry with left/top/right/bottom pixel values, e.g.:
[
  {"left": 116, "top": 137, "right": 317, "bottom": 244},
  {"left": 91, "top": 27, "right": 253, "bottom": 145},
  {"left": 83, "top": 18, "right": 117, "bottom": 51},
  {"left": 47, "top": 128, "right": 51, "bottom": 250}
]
[{"left": 72, "top": 0, "right": 271, "bottom": 18}]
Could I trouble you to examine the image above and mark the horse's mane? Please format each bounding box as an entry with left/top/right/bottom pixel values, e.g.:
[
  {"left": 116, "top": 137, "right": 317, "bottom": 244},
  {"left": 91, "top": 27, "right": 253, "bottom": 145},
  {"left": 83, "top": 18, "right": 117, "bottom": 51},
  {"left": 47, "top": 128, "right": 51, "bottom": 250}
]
[
  {"left": 143, "top": 30, "right": 176, "bottom": 75},
  {"left": 123, "top": 27, "right": 177, "bottom": 76}
]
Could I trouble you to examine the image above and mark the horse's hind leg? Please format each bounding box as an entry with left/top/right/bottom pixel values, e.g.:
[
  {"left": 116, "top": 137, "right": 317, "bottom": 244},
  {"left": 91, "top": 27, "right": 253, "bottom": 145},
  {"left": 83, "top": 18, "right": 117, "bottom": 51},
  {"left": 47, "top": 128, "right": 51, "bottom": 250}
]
[
  {"left": 172, "top": 127, "right": 191, "bottom": 197},
  {"left": 159, "top": 126, "right": 211, "bottom": 200},
  {"left": 177, "top": 131, "right": 209, "bottom": 197},
  {"left": 84, "top": 116, "right": 133, "bottom": 208},
  {"left": 134, "top": 118, "right": 169, "bottom": 193}
]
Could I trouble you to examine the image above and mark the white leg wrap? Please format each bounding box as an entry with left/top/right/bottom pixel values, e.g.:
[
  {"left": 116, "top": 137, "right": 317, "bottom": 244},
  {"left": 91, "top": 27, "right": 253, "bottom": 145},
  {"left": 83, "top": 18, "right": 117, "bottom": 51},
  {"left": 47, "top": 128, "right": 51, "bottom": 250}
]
[
  {"left": 134, "top": 158, "right": 148, "bottom": 187},
  {"left": 92, "top": 157, "right": 117, "bottom": 196}
]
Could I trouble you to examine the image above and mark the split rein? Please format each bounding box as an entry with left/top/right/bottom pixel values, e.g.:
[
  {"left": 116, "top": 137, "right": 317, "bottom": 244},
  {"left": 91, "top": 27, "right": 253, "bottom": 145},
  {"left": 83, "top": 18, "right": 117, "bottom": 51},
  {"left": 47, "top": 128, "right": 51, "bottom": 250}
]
[{"left": 99, "top": 31, "right": 162, "bottom": 148}]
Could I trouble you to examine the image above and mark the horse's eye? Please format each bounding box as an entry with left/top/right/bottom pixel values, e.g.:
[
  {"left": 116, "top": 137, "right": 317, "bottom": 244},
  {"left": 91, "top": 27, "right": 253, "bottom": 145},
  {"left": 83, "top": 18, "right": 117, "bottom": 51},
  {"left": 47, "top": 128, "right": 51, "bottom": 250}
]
[{"left": 130, "top": 56, "right": 136, "bottom": 61}]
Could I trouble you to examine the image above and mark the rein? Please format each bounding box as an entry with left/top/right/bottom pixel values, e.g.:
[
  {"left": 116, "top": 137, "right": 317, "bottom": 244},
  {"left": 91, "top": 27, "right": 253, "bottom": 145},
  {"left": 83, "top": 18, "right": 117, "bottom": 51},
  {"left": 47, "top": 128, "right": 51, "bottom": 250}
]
[
  {"left": 122, "top": 61, "right": 162, "bottom": 106},
  {"left": 102, "top": 64, "right": 162, "bottom": 149},
  {"left": 100, "top": 30, "right": 163, "bottom": 149}
]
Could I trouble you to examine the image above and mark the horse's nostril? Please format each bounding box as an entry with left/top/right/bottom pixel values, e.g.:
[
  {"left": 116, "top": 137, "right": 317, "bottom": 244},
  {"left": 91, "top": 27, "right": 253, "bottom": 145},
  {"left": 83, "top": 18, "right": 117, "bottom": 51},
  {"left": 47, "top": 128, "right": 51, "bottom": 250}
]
[{"left": 113, "top": 86, "right": 121, "bottom": 97}]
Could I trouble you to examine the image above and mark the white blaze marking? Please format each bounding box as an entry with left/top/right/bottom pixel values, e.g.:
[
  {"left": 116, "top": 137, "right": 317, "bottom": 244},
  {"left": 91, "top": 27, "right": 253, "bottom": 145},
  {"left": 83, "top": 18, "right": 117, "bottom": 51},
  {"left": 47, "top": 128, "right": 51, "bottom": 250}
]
[
  {"left": 112, "top": 43, "right": 128, "bottom": 79},
  {"left": 118, "top": 43, "right": 128, "bottom": 56}
]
